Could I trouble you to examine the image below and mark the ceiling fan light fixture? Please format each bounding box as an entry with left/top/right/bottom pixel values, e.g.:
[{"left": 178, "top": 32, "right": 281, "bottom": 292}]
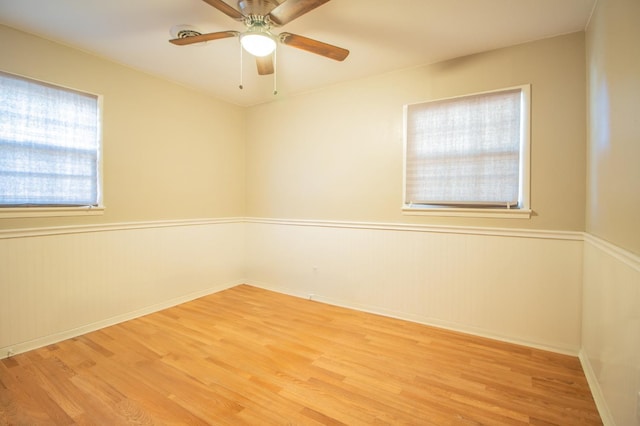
[{"left": 240, "top": 32, "right": 276, "bottom": 57}]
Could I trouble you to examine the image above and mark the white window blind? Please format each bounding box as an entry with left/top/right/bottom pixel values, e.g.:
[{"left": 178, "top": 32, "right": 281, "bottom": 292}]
[
  {"left": 405, "top": 87, "right": 525, "bottom": 208},
  {"left": 0, "top": 71, "right": 100, "bottom": 207}
]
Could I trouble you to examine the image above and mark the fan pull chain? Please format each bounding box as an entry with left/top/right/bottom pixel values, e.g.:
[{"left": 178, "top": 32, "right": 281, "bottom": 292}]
[
  {"left": 273, "top": 49, "right": 278, "bottom": 95},
  {"left": 239, "top": 41, "right": 243, "bottom": 90}
]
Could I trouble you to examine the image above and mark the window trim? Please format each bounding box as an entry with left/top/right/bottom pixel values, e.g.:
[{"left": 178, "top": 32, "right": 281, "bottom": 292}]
[
  {"left": 402, "top": 84, "right": 531, "bottom": 219},
  {"left": 0, "top": 70, "right": 104, "bottom": 219},
  {"left": 0, "top": 205, "right": 105, "bottom": 219}
]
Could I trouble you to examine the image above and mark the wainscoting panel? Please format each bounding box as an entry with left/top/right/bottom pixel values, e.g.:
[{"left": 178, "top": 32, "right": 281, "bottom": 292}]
[
  {"left": 0, "top": 219, "right": 245, "bottom": 357},
  {"left": 245, "top": 219, "right": 584, "bottom": 354},
  {"left": 581, "top": 235, "right": 640, "bottom": 426}
]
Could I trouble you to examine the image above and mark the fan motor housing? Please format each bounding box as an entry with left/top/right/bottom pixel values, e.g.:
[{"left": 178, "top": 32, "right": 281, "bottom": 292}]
[{"left": 238, "top": 0, "right": 279, "bottom": 17}]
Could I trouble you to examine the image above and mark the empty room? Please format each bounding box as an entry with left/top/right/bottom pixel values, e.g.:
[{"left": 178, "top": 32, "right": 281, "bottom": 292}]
[{"left": 0, "top": 0, "right": 638, "bottom": 424}]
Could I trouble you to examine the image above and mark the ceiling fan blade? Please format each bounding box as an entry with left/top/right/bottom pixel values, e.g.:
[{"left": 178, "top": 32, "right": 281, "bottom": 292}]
[
  {"left": 279, "top": 32, "right": 349, "bottom": 61},
  {"left": 256, "top": 55, "right": 274, "bottom": 75},
  {"left": 200, "top": 0, "right": 245, "bottom": 20},
  {"left": 169, "top": 30, "right": 239, "bottom": 46},
  {"left": 268, "top": 0, "right": 330, "bottom": 26}
]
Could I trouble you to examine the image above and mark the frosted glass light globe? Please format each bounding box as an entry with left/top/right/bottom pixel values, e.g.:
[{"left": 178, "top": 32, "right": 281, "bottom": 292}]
[{"left": 241, "top": 33, "right": 276, "bottom": 57}]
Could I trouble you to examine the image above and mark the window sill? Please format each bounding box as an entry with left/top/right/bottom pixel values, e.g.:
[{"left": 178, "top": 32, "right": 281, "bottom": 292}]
[
  {"left": 0, "top": 206, "right": 105, "bottom": 219},
  {"left": 402, "top": 206, "right": 532, "bottom": 219}
]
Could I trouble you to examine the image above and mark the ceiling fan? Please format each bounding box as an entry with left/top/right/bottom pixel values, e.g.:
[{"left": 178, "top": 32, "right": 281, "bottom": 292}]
[{"left": 169, "top": 0, "right": 349, "bottom": 76}]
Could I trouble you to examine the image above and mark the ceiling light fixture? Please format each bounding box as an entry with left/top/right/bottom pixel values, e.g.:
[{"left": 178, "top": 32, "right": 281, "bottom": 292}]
[{"left": 240, "top": 28, "right": 276, "bottom": 57}]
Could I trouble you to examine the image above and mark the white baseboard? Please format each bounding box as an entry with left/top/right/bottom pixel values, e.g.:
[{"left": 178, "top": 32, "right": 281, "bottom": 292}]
[
  {"left": 0, "top": 280, "right": 241, "bottom": 360},
  {"left": 245, "top": 220, "right": 584, "bottom": 356},
  {"left": 246, "top": 279, "right": 579, "bottom": 356},
  {"left": 580, "top": 234, "right": 640, "bottom": 426},
  {"left": 579, "top": 350, "right": 616, "bottom": 426}
]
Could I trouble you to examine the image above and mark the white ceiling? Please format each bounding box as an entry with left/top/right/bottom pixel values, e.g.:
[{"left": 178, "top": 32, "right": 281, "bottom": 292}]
[{"left": 0, "top": 0, "right": 595, "bottom": 106}]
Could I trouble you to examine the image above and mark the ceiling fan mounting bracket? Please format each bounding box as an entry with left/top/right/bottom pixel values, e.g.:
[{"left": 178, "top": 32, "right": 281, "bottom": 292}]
[{"left": 278, "top": 32, "right": 290, "bottom": 43}]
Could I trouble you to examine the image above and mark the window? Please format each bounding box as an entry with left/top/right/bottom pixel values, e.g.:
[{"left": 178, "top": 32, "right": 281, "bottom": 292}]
[
  {"left": 403, "top": 85, "right": 531, "bottom": 218},
  {"left": 0, "top": 71, "right": 102, "bottom": 217}
]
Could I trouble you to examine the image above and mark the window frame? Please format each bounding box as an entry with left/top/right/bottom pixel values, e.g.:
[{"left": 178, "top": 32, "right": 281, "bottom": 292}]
[
  {"left": 402, "top": 84, "right": 531, "bottom": 219},
  {"left": 0, "top": 71, "right": 104, "bottom": 219}
]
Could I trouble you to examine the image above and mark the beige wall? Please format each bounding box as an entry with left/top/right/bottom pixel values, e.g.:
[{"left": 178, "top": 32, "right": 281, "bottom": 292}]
[
  {"left": 246, "top": 32, "right": 586, "bottom": 231},
  {"left": 0, "top": 26, "right": 588, "bottom": 232},
  {"left": 0, "top": 24, "right": 246, "bottom": 229},
  {"left": 586, "top": 0, "right": 640, "bottom": 256},
  {"left": 581, "top": 1, "right": 640, "bottom": 425},
  {"left": 4, "top": 13, "right": 640, "bottom": 424},
  {"left": 0, "top": 25, "right": 248, "bottom": 359}
]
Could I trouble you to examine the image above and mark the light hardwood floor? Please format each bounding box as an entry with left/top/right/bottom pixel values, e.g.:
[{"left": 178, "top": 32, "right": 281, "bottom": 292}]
[{"left": 1, "top": 284, "right": 601, "bottom": 425}]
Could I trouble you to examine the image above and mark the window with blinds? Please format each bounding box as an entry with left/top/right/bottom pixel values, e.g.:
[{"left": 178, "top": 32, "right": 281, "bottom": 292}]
[
  {"left": 0, "top": 71, "right": 101, "bottom": 208},
  {"left": 403, "top": 85, "right": 530, "bottom": 214}
]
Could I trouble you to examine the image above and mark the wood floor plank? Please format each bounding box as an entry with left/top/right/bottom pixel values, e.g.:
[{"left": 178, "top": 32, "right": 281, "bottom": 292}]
[{"left": 0, "top": 284, "right": 601, "bottom": 425}]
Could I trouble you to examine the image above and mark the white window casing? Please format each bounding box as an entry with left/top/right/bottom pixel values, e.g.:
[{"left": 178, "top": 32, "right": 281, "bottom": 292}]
[
  {"left": 403, "top": 85, "right": 531, "bottom": 218},
  {"left": 0, "top": 71, "right": 103, "bottom": 218}
]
